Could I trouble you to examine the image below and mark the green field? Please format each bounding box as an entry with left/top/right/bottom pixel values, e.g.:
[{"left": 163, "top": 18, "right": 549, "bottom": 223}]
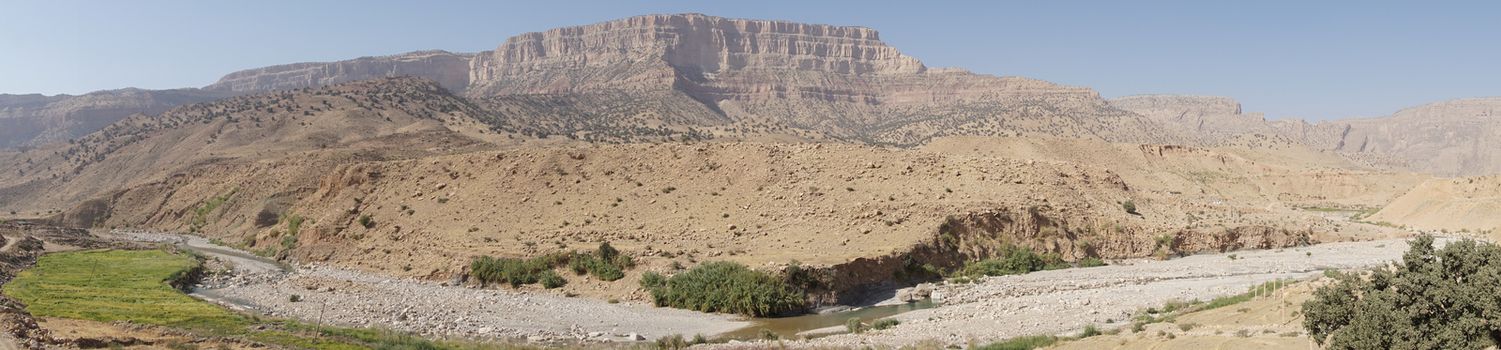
[{"left": 3, "top": 249, "right": 515, "bottom": 350}]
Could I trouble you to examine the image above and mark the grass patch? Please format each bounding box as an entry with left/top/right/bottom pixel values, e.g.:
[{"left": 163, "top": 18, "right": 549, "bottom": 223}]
[
  {"left": 1201, "top": 279, "right": 1288, "bottom": 310},
  {"left": 4, "top": 249, "right": 247, "bottom": 334},
  {"left": 4, "top": 249, "right": 512, "bottom": 350},
  {"left": 975, "top": 335, "right": 1059, "bottom": 350}
]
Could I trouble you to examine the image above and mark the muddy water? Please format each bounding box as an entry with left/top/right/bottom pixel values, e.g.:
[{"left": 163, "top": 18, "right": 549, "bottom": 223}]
[{"left": 721, "top": 299, "right": 937, "bottom": 340}]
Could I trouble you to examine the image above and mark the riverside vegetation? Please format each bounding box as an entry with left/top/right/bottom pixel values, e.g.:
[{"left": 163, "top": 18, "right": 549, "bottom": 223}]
[{"left": 469, "top": 242, "right": 633, "bottom": 288}]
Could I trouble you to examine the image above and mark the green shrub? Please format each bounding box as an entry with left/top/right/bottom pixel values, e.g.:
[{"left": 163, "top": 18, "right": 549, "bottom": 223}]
[
  {"left": 1123, "top": 201, "right": 1138, "bottom": 214},
  {"left": 1077, "top": 257, "right": 1107, "bottom": 268},
  {"left": 469, "top": 253, "right": 567, "bottom": 287},
  {"left": 871, "top": 318, "right": 900, "bottom": 330},
  {"left": 1079, "top": 324, "right": 1101, "bottom": 337},
  {"left": 567, "top": 242, "right": 631, "bottom": 281},
  {"left": 959, "top": 245, "right": 1068, "bottom": 277},
  {"left": 357, "top": 214, "right": 374, "bottom": 229},
  {"left": 1304, "top": 235, "right": 1501, "bottom": 349},
  {"left": 846, "top": 317, "right": 865, "bottom": 334},
  {"left": 642, "top": 261, "right": 805, "bottom": 317},
  {"left": 472, "top": 242, "right": 631, "bottom": 287},
  {"left": 539, "top": 271, "right": 566, "bottom": 289}
]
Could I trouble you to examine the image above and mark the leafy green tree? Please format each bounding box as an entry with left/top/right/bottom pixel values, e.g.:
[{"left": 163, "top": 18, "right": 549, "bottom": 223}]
[{"left": 1303, "top": 235, "right": 1501, "bottom": 349}]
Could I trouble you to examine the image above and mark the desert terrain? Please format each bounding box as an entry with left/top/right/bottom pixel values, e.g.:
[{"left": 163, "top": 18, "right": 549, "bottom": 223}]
[{"left": 1, "top": 12, "right": 1499, "bottom": 350}]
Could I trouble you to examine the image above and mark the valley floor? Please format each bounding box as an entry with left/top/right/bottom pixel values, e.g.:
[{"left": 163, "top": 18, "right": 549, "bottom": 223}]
[
  {"left": 751, "top": 239, "right": 1428, "bottom": 348},
  {"left": 125, "top": 228, "right": 1427, "bottom": 349}
]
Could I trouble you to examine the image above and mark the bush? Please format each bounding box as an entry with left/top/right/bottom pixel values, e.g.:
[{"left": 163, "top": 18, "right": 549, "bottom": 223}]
[
  {"left": 1077, "top": 257, "right": 1107, "bottom": 268},
  {"left": 539, "top": 271, "right": 566, "bottom": 289},
  {"left": 289, "top": 294, "right": 302, "bottom": 302},
  {"left": 642, "top": 261, "right": 806, "bottom": 317},
  {"left": 568, "top": 242, "right": 631, "bottom": 281},
  {"left": 1304, "top": 235, "right": 1501, "bottom": 349},
  {"left": 469, "top": 253, "right": 567, "bottom": 287},
  {"left": 846, "top": 317, "right": 865, "bottom": 334},
  {"left": 871, "top": 318, "right": 900, "bottom": 330},
  {"left": 472, "top": 242, "right": 631, "bottom": 287},
  {"left": 1079, "top": 324, "right": 1101, "bottom": 337},
  {"left": 959, "top": 245, "right": 1068, "bottom": 277},
  {"left": 1123, "top": 201, "right": 1138, "bottom": 214},
  {"left": 357, "top": 214, "right": 374, "bottom": 229}
]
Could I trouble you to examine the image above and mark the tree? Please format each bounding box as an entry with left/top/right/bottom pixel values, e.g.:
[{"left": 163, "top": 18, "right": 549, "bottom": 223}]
[{"left": 1303, "top": 235, "right": 1501, "bottom": 349}]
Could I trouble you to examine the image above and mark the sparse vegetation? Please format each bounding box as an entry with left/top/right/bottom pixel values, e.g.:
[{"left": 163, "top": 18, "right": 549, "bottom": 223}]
[
  {"left": 640, "top": 261, "right": 806, "bottom": 317},
  {"left": 974, "top": 335, "right": 1059, "bottom": 350},
  {"left": 1304, "top": 235, "right": 1501, "bottom": 349},
  {"left": 357, "top": 214, "right": 374, "bottom": 229},
  {"left": 871, "top": 318, "right": 900, "bottom": 330},
  {"left": 1122, "top": 200, "right": 1138, "bottom": 215}
]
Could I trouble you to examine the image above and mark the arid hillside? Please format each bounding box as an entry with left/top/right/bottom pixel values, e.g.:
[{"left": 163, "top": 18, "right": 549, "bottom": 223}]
[
  {"left": 0, "top": 88, "right": 229, "bottom": 148},
  {"left": 1367, "top": 175, "right": 1501, "bottom": 235},
  {"left": 0, "top": 78, "right": 509, "bottom": 214}
]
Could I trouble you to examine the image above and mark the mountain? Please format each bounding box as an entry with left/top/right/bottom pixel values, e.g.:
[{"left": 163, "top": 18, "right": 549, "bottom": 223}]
[
  {"left": 1109, "top": 95, "right": 1501, "bottom": 176},
  {"left": 1330, "top": 98, "right": 1501, "bottom": 176},
  {"left": 0, "top": 78, "right": 505, "bottom": 214},
  {"left": 0, "top": 88, "right": 229, "bottom": 148},
  {"left": 204, "top": 50, "right": 475, "bottom": 94},
  {"left": 6, "top": 13, "right": 1497, "bottom": 178}
]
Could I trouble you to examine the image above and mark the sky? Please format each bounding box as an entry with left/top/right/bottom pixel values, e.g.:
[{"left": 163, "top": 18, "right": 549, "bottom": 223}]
[{"left": 2, "top": 0, "right": 1498, "bottom": 120}]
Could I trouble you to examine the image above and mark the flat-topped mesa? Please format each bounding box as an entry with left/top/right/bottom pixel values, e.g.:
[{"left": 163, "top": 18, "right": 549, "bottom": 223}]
[
  {"left": 206, "top": 50, "right": 475, "bottom": 94},
  {"left": 467, "top": 13, "right": 927, "bottom": 95},
  {"left": 1108, "top": 95, "right": 1244, "bottom": 121}
]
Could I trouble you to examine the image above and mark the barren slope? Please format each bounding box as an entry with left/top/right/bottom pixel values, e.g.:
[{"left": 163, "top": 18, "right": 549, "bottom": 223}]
[{"left": 1367, "top": 176, "right": 1501, "bottom": 235}]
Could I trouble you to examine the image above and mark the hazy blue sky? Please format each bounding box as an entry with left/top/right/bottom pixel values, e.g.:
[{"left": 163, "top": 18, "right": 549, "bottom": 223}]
[{"left": 3, "top": 0, "right": 1497, "bottom": 120}]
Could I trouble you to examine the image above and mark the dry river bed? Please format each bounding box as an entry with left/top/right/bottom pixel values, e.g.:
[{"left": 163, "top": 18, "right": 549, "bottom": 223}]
[
  {"left": 116, "top": 230, "right": 1429, "bottom": 347},
  {"left": 793, "top": 238, "right": 1429, "bottom": 348}
]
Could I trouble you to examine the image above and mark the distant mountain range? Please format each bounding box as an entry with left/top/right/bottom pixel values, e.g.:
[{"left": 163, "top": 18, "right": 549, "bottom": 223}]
[{"left": 2, "top": 13, "right": 1497, "bottom": 176}]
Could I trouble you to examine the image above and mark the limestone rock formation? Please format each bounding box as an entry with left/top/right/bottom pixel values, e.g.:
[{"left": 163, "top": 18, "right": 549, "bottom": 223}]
[
  {"left": 1331, "top": 98, "right": 1501, "bottom": 176},
  {"left": 206, "top": 50, "right": 474, "bottom": 93}
]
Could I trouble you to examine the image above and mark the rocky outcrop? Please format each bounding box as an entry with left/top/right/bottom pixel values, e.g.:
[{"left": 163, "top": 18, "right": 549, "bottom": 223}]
[{"left": 206, "top": 50, "right": 475, "bottom": 93}]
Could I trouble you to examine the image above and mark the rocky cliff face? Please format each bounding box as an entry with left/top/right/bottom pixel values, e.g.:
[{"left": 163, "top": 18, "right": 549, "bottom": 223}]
[
  {"left": 0, "top": 89, "right": 226, "bottom": 148},
  {"left": 1330, "top": 98, "right": 1501, "bottom": 176},
  {"left": 460, "top": 13, "right": 1156, "bottom": 146},
  {"left": 206, "top": 50, "right": 475, "bottom": 93},
  {"left": 467, "top": 13, "right": 925, "bottom": 96}
]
